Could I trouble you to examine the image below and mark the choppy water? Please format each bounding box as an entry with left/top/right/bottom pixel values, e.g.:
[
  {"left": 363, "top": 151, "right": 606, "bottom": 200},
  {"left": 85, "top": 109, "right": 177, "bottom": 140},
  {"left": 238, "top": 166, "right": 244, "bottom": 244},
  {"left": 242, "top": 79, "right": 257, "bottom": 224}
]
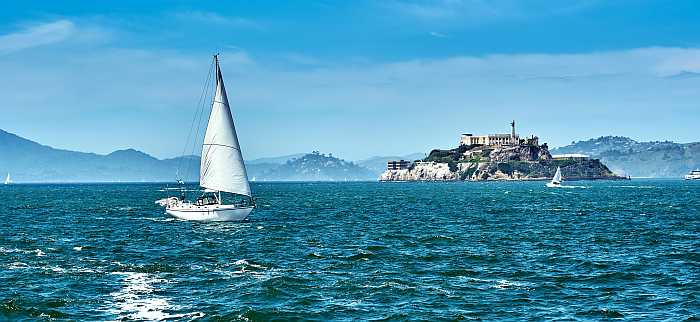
[{"left": 0, "top": 180, "right": 698, "bottom": 320}]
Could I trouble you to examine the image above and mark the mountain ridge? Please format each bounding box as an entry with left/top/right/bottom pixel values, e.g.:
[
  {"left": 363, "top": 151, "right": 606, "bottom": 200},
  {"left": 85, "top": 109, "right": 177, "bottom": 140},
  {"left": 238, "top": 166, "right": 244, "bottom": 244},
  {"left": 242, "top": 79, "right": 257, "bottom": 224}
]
[
  {"left": 0, "top": 129, "right": 378, "bottom": 182},
  {"left": 551, "top": 136, "right": 700, "bottom": 177}
]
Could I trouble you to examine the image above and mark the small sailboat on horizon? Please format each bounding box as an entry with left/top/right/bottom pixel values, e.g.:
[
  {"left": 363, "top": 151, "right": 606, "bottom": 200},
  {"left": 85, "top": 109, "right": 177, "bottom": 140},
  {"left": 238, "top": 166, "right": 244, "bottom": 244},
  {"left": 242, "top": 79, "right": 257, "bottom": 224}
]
[
  {"left": 156, "top": 55, "right": 255, "bottom": 221},
  {"left": 4, "top": 173, "right": 11, "bottom": 185},
  {"left": 546, "top": 166, "right": 562, "bottom": 188}
]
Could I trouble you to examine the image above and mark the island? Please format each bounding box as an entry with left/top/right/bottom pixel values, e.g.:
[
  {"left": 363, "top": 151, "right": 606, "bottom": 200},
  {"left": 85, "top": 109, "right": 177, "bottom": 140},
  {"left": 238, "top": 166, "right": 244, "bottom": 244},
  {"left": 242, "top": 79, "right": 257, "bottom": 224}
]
[{"left": 380, "top": 121, "right": 627, "bottom": 181}]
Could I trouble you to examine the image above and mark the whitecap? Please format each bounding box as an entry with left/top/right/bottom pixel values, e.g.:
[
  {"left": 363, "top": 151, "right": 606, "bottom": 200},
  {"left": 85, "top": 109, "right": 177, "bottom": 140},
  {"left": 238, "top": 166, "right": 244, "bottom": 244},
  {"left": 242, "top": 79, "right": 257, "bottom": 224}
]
[{"left": 7, "top": 262, "right": 29, "bottom": 270}]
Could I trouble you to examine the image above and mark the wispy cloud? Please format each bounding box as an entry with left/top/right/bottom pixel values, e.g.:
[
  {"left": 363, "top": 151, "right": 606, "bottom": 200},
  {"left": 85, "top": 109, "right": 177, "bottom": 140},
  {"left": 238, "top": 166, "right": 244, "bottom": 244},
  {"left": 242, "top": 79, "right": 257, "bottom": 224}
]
[
  {"left": 171, "top": 11, "right": 264, "bottom": 30},
  {"left": 383, "top": 0, "right": 601, "bottom": 25},
  {"left": 429, "top": 31, "right": 449, "bottom": 38},
  {"left": 0, "top": 20, "right": 76, "bottom": 54}
]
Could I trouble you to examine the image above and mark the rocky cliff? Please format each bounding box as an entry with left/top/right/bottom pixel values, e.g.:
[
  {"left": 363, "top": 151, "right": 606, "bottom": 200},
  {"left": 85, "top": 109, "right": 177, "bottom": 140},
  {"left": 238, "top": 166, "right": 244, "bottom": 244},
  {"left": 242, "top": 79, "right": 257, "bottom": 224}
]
[
  {"left": 380, "top": 143, "right": 625, "bottom": 182},
  {"left": 379, "top": 162, "right": 457, "bottom": 181}
]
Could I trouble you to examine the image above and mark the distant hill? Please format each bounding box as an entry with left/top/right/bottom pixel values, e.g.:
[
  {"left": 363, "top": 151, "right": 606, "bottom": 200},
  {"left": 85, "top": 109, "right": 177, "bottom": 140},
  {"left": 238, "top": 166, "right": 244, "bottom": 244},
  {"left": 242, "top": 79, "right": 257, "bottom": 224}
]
[
  {"left": 551, "top": 136, "right": 700, "bottom": 178},
  {"left": 0, "top": 129, "right": 376, "bottom": 182},
  {"left": 255, "top": 152, "right": 375, "bottom": 181},
  {"left": 247, "top": 154, "right": 306, "bottom": 165},
  {"left": 0, "top": 129, "right": 199, "bottom": 182},
  {"left": 357, "top": 153, "right": 425, "bottom": 176}
]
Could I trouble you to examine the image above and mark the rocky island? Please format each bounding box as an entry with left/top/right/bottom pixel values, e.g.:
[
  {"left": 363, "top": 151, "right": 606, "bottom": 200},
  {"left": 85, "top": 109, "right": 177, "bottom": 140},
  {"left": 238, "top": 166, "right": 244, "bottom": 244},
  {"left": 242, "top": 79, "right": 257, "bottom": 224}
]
[{"left": 380, "top": 122, "right": 626, "bottom": 182}]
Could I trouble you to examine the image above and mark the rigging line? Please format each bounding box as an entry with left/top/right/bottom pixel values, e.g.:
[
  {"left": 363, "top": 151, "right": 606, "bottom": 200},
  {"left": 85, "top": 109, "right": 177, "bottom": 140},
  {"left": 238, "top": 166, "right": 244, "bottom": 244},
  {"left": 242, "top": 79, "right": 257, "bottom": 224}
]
[
  {"left": 200, "top": 133, "right": 217, "bottom": 179},
  {"left": 189, "top": 57, "right": 217, "bottom": 182},
  {"left": 178, "top": 65, "right": 212, "bottom": 178},
  {"left": 185, "top": 60, "right": 215, "bottom": 180},
  {"left": 177, "top": 58, "right": 215, "bottom": 180},
  {"left": 185, "top": 56, "right": 217, "bottom": 183},
  {"left": 202, "top": 143, "right": 242, "bottom": 151}
]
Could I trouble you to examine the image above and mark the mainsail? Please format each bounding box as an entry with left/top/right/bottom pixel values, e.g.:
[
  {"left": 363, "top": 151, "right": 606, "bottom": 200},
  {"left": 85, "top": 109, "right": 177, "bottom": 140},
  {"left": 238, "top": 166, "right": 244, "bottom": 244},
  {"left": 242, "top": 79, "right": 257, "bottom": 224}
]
[
  {"left": 552, "top": 167, "right": 562, "bottom": 184},
  {"left": 4, "top": 173, "right": 10, "bottom": 185},
  {"left": 199, "top": 58, "right": 251, "bottom": 197}
]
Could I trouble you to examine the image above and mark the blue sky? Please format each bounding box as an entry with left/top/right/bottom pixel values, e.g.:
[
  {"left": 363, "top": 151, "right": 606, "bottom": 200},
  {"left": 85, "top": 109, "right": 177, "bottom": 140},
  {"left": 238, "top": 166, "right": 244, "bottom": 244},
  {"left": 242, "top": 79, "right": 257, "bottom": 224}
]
[{"left": 1, "top": 0, "right": 700, "bottom": 160}]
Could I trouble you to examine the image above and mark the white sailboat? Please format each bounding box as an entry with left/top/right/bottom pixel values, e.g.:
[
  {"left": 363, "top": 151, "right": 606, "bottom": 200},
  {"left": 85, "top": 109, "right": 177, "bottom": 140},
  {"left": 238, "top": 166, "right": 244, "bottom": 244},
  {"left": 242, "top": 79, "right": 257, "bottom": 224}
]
[
  {"left": 156, "top": 55, "right": 254, "bottom": 221},
  {"left": 546, "top": 166, "right": 562, "bottom": 188},
  {"left": 684, "top": 169, "right": 700, "bottom": 180},
  {"left": 4, "top": 173, "right": 11, "bottom": 185}
]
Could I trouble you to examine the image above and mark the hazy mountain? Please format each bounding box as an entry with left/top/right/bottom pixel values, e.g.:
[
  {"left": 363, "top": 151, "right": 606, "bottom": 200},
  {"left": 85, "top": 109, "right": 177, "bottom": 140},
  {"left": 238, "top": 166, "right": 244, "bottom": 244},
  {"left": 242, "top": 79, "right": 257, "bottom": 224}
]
[
  {"left": 255, "top": 152, "right": 375, "bottom": 181},
  {"left": 247, "top": 154, "right": 306, "bottom": 165},
  {"left": 0, "top": 129, "right": 376, "bottom": 182},
  {"left": 551, "top": 136, "right": 700, "bottom": 178},
  {"left": 0, "top": 129, "right": 199, "bottom": 182},
  {"left": 357, "top": 153, "right": 425, "bottom": 176}
]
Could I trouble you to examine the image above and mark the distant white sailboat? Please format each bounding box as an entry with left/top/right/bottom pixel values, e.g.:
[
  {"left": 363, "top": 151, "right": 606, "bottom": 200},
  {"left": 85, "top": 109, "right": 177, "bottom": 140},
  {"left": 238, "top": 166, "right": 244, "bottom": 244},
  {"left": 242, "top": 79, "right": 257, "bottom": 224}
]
[
  {"left": 4, "top": 173, "right": 11, "bottom": 185},
  {"left": 546, "top": 166, "right": 562, "bottom": 188},
  {"left": 156, "top": 55, "right": 254, "bottom": 221}
]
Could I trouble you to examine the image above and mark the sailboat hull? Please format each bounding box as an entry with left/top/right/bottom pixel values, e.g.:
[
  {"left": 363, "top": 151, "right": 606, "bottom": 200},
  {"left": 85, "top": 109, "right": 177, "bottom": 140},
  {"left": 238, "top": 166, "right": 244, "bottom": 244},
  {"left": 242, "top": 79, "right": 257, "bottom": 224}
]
[{"left": 166, "top": 205, "right": 253, "bottom": 222}]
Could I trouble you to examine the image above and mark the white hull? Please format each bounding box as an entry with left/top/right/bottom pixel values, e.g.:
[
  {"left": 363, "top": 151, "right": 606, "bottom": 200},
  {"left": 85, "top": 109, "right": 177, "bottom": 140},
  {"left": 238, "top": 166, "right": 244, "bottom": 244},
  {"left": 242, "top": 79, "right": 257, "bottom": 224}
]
[
  {"left": 546, "top": 182, "right": 561, "bottom": 188},
  {"left": 166, "top": 204, "right": 253, "bottom": 222},
  {"left": 685, "top": 175, "right": 700, "bottom": 180}
]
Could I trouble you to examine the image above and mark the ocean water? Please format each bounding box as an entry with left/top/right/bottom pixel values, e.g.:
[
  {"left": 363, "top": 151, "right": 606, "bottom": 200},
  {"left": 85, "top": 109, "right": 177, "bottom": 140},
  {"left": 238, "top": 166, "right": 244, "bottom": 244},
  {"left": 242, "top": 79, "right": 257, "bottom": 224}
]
[{"left": 0, "top": 180, "right": 697, "bottom": 321}]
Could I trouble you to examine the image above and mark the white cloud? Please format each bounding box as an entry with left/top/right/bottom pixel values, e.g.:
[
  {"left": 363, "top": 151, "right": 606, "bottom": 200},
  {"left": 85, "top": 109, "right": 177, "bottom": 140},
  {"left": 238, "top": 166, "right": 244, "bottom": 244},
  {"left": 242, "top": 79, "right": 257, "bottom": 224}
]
[
  {"left": 0, "top": 20, "right": 76, "bottom": 54},
  {"left": 1, "top": 19, "right": 699, "bottom": 159}
]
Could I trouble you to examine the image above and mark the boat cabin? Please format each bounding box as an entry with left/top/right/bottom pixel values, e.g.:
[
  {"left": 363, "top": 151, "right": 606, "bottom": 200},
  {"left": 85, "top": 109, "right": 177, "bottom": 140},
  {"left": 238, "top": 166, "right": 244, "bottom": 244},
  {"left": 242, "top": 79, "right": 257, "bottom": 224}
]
[{"left": 195, "top": 192, "right": 220, "bottom": 206}]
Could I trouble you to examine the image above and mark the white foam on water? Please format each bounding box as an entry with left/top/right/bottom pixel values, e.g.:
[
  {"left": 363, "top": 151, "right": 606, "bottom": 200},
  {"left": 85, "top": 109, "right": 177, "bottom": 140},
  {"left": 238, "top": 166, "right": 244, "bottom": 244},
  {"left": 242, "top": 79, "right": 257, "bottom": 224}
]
[
  {"left": 73, "top": 246, "right": 83, "bottom": 251},
  {"left": 492, "top": 279, "right": 532, "bottom": 290},
  {"left": 7, "top": 262, "right": 29, "bottom": 270},
  {"left": 107, "top": 272, "right": 204, "bottom": 321},
  {"left": 42, "top": 266, "right": 66, "bottom": 273},
  {"left": 143, "top": 217, "right": 176, "bottom": 222},
  {"left": 34, "top": 249, "right": 46, "bottom": 257},
  {"left": 0, "top": 247, "right": 33, "bottom": 254}
]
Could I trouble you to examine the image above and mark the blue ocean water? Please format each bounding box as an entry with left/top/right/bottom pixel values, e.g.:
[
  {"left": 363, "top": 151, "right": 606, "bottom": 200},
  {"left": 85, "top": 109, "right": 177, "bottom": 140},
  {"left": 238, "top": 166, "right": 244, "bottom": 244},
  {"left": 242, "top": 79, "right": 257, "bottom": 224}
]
[{"left": 0, "top": 180, "right": 698, "bottom": 320}]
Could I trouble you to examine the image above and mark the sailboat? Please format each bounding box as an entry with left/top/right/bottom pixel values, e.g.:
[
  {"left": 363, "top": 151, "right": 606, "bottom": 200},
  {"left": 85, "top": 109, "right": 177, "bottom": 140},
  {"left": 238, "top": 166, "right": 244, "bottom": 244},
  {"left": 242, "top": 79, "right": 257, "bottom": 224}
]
[
  {"left": 4, "top": 173, "right": 11, "bottom": 185},
  {"left": 156, "top": 55, "right": 255, "bottom": 221},
  {"left": 546, "top": 166, "right": 562, "bottom": 188}
]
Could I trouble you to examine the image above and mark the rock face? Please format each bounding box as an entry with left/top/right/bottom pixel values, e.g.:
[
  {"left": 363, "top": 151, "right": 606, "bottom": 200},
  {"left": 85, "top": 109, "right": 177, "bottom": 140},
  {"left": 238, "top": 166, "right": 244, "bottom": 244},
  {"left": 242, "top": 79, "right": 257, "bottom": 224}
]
[
  {"left": 461, "top": 159, "right": 621, "bottom": 181},
  {"left": 379, "top": 162, "right": 458, "bottom": 181},
  {"left": 488, "top": 145, "right": 552, "bottom": 162},
  {"left": 380, "top": 143, "right": 626, "bottom": 182}
]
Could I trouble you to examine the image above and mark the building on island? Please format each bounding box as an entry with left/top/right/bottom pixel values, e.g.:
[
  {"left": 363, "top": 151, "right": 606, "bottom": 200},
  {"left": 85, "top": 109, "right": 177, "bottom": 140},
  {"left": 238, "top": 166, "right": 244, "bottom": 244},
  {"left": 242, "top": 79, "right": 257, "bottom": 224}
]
[
  {"left": 460, "top": 133, "right": 517, "bottom": 146},
  {"left": 460, "top": 120, "right": 540, "bottom": 147},
  {"left": 387, "top": 160, "right": 412, "bottom": 170},
  {"left": 552, "top": 154, "right": 589, "bottom": 161},
  {"left": 460, "top": 120, "right": 528, "bottom": 147}
]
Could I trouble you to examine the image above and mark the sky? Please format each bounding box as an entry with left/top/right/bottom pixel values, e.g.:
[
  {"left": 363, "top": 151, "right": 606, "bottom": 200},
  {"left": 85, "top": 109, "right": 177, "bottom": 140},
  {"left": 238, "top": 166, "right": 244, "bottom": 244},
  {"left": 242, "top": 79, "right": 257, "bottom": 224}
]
[{"left": 1, "top": 0, "right": 700, "bottom": 160}]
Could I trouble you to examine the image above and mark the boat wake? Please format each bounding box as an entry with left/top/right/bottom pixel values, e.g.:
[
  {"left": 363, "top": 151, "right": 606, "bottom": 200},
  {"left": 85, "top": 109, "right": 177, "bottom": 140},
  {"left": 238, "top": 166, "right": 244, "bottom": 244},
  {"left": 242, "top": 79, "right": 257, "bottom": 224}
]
[
  {"left": 108, "top": 272, "right": 203, "bottom": 321},
  {"left": 554, "top": 185, "right": 588, "bottom": 189}
]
